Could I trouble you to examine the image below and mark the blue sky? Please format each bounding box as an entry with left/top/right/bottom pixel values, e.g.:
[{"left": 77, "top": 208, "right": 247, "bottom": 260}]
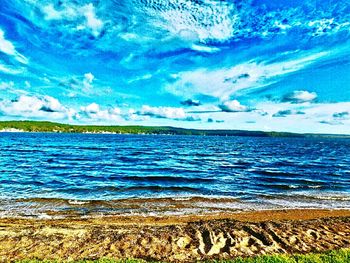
[{"left": 0, "top": 0, "right": 350, "bottom": 133}]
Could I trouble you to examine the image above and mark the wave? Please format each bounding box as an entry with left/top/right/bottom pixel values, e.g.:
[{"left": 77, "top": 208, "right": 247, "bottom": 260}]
[
  {"left": 295, "top": 193, "right": 350, "bottom": 201},
  {"left": 97, "top": 185, "right": 203, "bottom": 193},
  {"left": 288, "top": 185, "right": 323, "bottom": 189},
  {"left": 252, "top": 169, "right": 302, "bottom": 177},
  {"left": 120, "top": 175, "right": 215, "bottom": 184},
  {"left": 11, "top": 195, "right": 239, "bottom": 205},
  {"left": 68, "top": 200, "right": 90, "bottom": 205},
  {"left": 2, "top": 192, "right": 350, "bottom": 219},
  {"left": 53, "top": 185, "right": 204, "bottom": 195},
  {"left": 260, "top": 192, "right": 350, "bottom": 202},
  {"left": 260, "top": 184, "right": 326, "bottom": 190},
  {"left": 0, "top": 195, "right": 243, "bottom": 218},
  {"left": 1, "top": 134, "right": 350, "bottom": 218}
]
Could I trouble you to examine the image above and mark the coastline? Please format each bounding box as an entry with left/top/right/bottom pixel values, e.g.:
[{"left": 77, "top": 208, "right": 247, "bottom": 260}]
[
  {"left": 1, "top": 120, "right": 350, "bottom": 138},
  {"left": 3, "top": 196, "right": 350, "bottom": 220},
  {"left": 1, "top": 209, "right": 350, "bottom": 262}
]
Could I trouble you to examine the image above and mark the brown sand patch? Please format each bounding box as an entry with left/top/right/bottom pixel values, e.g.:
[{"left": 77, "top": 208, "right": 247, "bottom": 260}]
[{"left": 0, "top": 209, "right": 350, "bottom": 262}]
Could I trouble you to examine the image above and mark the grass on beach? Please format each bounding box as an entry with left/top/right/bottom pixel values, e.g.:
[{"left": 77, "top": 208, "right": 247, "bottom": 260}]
[{"left": 15, "top": 249, "right": 350, "bottom": 263}]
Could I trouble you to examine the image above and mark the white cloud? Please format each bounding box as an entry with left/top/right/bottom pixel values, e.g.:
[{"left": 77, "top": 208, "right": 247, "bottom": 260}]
[
  {"left": 0, "top": 95, "right": 123, "bottom": 123},
  {"left": 308, "top": 18, "right": 350, "bottom": 36},
  {"left": 218, "top": 100, "right": 248, "bottom": 112},
  {"left": 83, "top": 72, "right": 95, "bottom": 90},
  {"left": 139, "top": 105, "right": 186, "bottom": 119},
  {"left": 302, "top": 103, "right": 350, "bottom": 119},
  {"left": 0, "top": 62, "right": 25, "bottom": 75},
  {"left": 190, "top": 44, "right": 220, "bottom": 53},
  {"left": 253, "top": 101, "right": 350, "bottom": 126},
  {"left": 293, "top": 91, "right": 317, "bottom": 102},
  {"left": 0, "top": 29, "right": 28, "bottom": 64},
  {"left": 137, "top": 105, "right": 200, "bottom": 121},
  {"left": 60, "top": 73, "right": 97, "bottom": 96},
  {"left": 0, "top": 29, "right": 15, "bottom": 55},
  {"left": 80, "top": 103, "right": 122, "bottom": 122},
  {"left": 39, "top": 96, "right": 66, "bottom": 113},
  {"left": 0, "top": 95, "right": 77, "bottom": 120},
  {"left": 66, "top": 92, "right": 77, "bottom": 98},
  {"left": 0, "top": 81, "right": 28, "bottom": 95},
  {"left": 166, "top": 52, "right": 328, "bottom": 100},
  {"left": 333, "top": 111, "right": 349, "bottom": 120},
  {"left": 84, "top": 72, "right": 94, "bottom": 83},
  {"left": 0, "top": 81, "right": 15, "bottom": 90},
  {"left": 81, "top": 4, "right": 104, "bottom": 37},
  {"left": 282, "top": 90, "right": 317, "bottom": 103},
  {"left": 41, "top": 3, "right": 104, "bottom": 36},
  {"left": 127, "top": 73, "right": 153, "bottom": 84},
  {"left": 319, "top": 120, "right": 344, "bottom": 126},
  {"left": 272, "top": 109, "right": 305, "bottom": 118},
  {"left": 189, "top": 100, "right": 350, "bottom": 134},
  {"left": 138, "top": 0, "right": 238, "bottom": 43},
  {"left": 81, "top": 102, "right": 99, "bottom": 114},
  {"left": 42, "top": 4, "right": 74, "bottom": 20},
  {"left": 181, "top": 99, "right": 201, "bottom": 107}
]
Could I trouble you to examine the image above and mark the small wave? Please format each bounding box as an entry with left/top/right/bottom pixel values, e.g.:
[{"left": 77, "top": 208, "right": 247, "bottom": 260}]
[
  {"left": 219, "top": 164, "right": 249, "bottom": 169},
  {"left": 122, "top": 175, "right": 215, "bottom": 184},
  {"left": 259, "top": 184, "right": 326, "bottom": 190},
  {"left": 130, "top": 151, "right": 150, "bottom": 156},
  {"left": 68, "top": 200, "right": 90, "bottom": 205},
  {"left": 308, "top": 185, "right": 323, "bottom": 189},
  {"left": 37, "top": 213, "right": 53, "bottom": 219},
  {"left": 254, "top": 170, "right": 301, "bottom": 177},
  {"left": 73, "top": 185, "right": 204, "bottom": 194},
  {"left": 261, "top": 192, "right": 350, "bottom": 202},
  {"left": 298, "top": 194, "right": 350, "bottom": 201},
  {"left": 170, "top": 196, "right": 239, "bottom": 203},
  {"left": 134, "top": 167, "right": 203, "bottom": 174},
  {"left": 118, "top": 156, "right": 139, "bottom": 162},
  {"left": 0, "top": 195, "right": 243, "bottom": 219},
  {"left": 171, "top": 197, "right": 192, "bottom": 201},
  {"left": 289, "top": 185, "right": 322, "bottom": 189},
  {"left": 15, "top": 197, "right": 69, "bottom": 204}
]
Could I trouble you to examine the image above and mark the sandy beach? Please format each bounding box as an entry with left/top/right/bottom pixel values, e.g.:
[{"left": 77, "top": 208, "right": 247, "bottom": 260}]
[{"left": 1, "top": 209, "right": 350, "bottom": 262}]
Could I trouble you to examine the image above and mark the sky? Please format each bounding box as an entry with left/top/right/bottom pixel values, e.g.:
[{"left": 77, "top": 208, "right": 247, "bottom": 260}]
[{"left": 0, "top": 0, "right": 350, "bottom": 134}]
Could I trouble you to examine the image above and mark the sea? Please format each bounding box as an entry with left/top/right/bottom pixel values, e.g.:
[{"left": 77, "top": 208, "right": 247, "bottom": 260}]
[{"left": 0, "top": 132, "right": 349, "bottom": 218}]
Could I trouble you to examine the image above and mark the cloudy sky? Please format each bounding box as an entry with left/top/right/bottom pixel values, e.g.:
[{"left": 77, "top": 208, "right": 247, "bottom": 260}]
[{"left": 0, "top": 0, "right": 350, "bottom": 133}]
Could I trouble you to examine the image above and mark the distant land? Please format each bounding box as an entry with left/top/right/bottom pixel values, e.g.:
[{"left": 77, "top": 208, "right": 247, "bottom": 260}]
[{"left": 0, "top": 120, "right": 349, "bottom": 138}]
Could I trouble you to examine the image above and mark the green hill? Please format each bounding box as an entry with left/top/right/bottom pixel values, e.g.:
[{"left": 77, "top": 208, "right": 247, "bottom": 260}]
[{"left": 0, "top": 120, "right": 348, "bottom": 138}]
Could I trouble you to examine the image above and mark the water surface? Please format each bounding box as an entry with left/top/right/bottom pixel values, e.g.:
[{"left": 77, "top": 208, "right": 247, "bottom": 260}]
[{"left": 0, "top": 133, "right": 349, "bottom": 218}]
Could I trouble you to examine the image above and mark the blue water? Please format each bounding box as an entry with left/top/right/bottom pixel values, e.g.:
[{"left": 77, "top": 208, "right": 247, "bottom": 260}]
[{"left": 0, "top": 133, "right": 350, "bottom": 217}]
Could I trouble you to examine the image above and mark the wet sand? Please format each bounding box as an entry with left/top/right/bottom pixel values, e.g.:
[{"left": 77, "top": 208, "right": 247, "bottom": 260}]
[{"left": 1, "top": 209, "right": 350, "bottom": 262}]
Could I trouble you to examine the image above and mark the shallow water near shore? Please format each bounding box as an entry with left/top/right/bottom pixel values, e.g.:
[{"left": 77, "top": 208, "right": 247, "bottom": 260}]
[{"left": 0, "top": 132, "right": 350, "bottom": 218}]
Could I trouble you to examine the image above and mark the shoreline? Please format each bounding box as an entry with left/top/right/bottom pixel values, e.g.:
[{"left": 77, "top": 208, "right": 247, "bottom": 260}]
[
  {"left": 2, "top": 196, "right": 350, "bottom": 220},
  {"left": 1, "top": 209, "right": 350, "bottom": 261},
  {"left": 2, "top": 208, "right": 350, "bottom": 223},
  {"left": 1, "top": 120, "right": 350, "bottom": 138}
]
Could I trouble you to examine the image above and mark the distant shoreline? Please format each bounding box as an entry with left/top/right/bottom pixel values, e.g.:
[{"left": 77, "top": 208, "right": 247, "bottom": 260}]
[{"left": 1, "top": 120, "right": 350, "bottom": 138}]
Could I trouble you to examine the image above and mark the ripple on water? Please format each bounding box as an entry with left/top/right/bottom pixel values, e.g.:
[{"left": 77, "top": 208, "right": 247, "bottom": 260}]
[{"left": 0, "top": 133, "right": 349, "bottom": 217}]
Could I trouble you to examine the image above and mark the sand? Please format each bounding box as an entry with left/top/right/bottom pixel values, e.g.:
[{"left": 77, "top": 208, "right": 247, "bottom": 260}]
[{"left": 1, "top": 209, "right": 350, "bottom": 262}]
